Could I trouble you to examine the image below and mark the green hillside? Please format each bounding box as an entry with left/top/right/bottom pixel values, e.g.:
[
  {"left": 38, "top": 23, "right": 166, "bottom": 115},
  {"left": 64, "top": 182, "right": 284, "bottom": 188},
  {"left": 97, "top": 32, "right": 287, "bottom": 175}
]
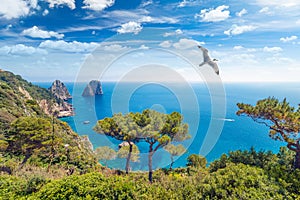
[{"left": 0, "top": 70, "right": 98, "bottom": 179}]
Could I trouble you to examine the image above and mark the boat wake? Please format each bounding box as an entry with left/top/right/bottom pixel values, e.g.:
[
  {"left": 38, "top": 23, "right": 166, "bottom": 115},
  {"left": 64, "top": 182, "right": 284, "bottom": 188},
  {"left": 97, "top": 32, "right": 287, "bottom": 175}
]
[{"left": 215, "top": 118, "right": 235, "bottom": 122}]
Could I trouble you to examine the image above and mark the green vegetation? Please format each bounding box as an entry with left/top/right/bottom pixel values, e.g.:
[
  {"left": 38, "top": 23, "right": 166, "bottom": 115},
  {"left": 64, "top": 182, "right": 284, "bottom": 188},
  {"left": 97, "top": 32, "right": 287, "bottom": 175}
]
[
  {"left": 94, "top": 110, "right": 190, "bottom": 182},
  {"left": 94, "top": 146, "right": 117, "bottom": 166},
  {"left": 164, "top": 144, "right": 186, "bottom": 170},
  {"left": 187, "top": 154, "right": 207, "bottom": 169},
  {"left": 1, "top": 71, "right": 300, "bottom": 199},
  {"left": 237, "top": 97, "right": 300, "bottom": 169},
  {"left": 118, "top": 144, "right": 140, "bottom": 163},
  {"left": 94, "top": 112, "right": 141, "bottom": 174},
  {"left": 0, "top": 70, "right": 99, "bottom": 179},
  {"left": 1, "top": 148, "right": 300, "bottom": 199}
]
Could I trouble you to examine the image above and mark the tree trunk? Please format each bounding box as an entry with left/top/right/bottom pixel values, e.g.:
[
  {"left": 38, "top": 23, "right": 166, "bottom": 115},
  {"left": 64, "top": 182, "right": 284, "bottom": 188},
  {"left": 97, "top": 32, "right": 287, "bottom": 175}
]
[
  {"left": 19, "top": 152, "right": 31, "bottom": 169},
  {"left": 294, "top": 141, "right": 300, "bottom": 169},
  {"left": 125, "top": 143, "right": 133, "bottom": 174},
  {"left": 170, "top": 156, "right": 174, "bottom": 170},
  {"left": 148, "top": 144, "right": 154, "bottom": 183},
  {"left": 288, "top": 142, "right": 300, "bottom": 169},
  {"left": 294, "top": 149, "right": 300, "bottom": 169}
]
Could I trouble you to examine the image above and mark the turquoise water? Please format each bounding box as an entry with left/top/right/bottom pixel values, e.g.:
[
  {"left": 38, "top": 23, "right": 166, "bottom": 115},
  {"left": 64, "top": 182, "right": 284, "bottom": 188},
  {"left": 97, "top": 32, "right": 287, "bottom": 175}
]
[{"left": 37, "top": 82, "right": 300, "bottom": 170}]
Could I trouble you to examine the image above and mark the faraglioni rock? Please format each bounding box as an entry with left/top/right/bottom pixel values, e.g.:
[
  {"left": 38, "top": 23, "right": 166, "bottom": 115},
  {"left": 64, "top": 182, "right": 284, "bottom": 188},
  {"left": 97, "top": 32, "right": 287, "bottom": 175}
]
[
  {"left": 82, "top": 80, "right": 103, "bottom": 96},
  {"left": 49, "top": 80, "right": 72, "bottom": 101},
  {"left": 48, "top": 80, "right": 74, "bottom": 117}
]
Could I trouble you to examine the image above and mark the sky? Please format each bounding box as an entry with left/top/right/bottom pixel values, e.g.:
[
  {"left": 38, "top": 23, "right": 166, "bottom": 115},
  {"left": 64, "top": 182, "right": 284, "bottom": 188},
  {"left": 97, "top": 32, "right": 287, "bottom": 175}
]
[{"left": 0, "top": 0, "right": 300, "bottom": 82}]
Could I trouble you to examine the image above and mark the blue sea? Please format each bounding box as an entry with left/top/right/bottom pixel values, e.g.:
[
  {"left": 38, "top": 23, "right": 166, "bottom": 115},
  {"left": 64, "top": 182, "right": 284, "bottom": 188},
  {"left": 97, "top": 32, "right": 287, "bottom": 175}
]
[{"left": 37, "top": 82, "right": 300, "bottom": 170}]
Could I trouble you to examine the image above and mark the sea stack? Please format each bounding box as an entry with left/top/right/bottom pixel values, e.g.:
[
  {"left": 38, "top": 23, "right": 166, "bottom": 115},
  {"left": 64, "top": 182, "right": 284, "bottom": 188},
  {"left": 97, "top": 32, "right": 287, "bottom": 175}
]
[
  {"left": 82, "top": 80, "right": 103, "bottom": 97},
  {"left": 48, "top": 80, "right": 74, "bottom": 118},
  {"left": 49, "top": 80, "right": 72, "bottom": 101}
]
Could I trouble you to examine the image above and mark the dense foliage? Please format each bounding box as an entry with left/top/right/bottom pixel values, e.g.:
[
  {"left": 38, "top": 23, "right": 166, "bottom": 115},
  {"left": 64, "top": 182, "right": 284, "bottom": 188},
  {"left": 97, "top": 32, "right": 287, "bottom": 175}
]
[
  {"left": 237, "top": 97, "right": 300, "bottom": 168},
  {"left": 94, "top": 110, "right": 190, "bottom": 182},
  {"left": 187, "top": 154, "right": 207, "bottom": 168},
  {"left": 1, "top": 148, "right": 300, "bottom": 199}
]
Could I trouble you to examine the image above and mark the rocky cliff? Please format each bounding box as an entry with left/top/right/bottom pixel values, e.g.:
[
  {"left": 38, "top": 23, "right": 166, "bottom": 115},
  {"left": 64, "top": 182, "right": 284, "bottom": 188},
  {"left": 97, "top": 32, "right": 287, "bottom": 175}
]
[
  {"left": 82, "top": 80, "right": 103, "bottom": 96},
  {"left": 48, "top": 80, "right": 74, "bottom": 117},
  {"left": 49, "top": 80, "right": 72, "bottom": 101}
]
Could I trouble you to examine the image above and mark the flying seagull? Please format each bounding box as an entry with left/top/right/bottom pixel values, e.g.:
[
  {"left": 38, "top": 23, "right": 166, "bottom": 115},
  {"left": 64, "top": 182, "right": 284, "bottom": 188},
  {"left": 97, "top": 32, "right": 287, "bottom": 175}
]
[{"left": 198, "top": 45, "right": 219, "bottom": 75}]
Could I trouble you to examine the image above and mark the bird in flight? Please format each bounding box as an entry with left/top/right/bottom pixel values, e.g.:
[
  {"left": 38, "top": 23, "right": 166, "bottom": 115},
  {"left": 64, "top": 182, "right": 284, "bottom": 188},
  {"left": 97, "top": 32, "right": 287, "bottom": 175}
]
[{"left": 198, "top": 45, "right": 219, "bottom": 75}]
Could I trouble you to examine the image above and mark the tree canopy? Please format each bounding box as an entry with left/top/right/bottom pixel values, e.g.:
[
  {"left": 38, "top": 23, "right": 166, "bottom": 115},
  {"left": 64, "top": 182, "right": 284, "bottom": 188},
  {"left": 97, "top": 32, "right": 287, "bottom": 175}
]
[
  {"left": 94, "top": 109, "right": 190, "bottom": 182},
  {"left": 164, "top": 144, "right": 186, "bottom": 170},
  {"left": 237, "top": 97, "right": 300, "bottom": 168},
  {"left": 118, "top": 144, "right": 140, "bottom": 163},
  {"left": 186, "top": 154, "right": 207, "bottom": 168},
  {"left": 94, "top": 113, "right": 142, "bottom": 174},
  {"left": 94, "top": 146, "right": 117, "bottom": 166}
]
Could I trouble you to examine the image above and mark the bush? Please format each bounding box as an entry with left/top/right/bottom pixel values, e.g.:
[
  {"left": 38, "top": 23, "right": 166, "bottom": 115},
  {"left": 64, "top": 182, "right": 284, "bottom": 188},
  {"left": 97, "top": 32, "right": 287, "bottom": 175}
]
[
  {"left": 201, "top": 163, "right": 284, "bottom": 199},
  {"left": 186, "top": 154, "right": 207, "bottom": 168}
]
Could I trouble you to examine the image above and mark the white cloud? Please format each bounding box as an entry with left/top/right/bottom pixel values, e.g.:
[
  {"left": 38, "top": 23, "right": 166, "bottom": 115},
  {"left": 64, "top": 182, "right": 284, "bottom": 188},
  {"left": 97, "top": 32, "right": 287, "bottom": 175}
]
[
  {"left": 22, "top": 26, "right": 64, "bottom": 39},
  {"left": 117, "top": 21, "right": 142, "bottom": 34},
  {"left": 159, "top": 41, "right": 172, "bottom": 48},
  {"left": 163, "top": 29, "right": 183, "bottom": 37},
  {"left": 280, "top": 35, "right": 298, "bottom": 42},
  {"left": 45, "top": 0, "right": 75, "bottom": 9},
  {"left": 82, "top": 0, "right": 115, "bottom": 11},
  {"left": 232, "top": 46, "right": 258, "bottom": 52},
  {"left": 39, "top": 40, "right": 99, "bottom": 53},
  {"left": 139, "top": 44, "right": 149, "bottom": 50},
  {"left": 236, "top": 8, "right": 247, "bottom": 17},
  {"left": 195, "top": 5, "right": 230, "bottom": 22},
  {"left": 173, "top": 38, "right": 203, "bottom": 49},
  {"left": 155, "top": 17, "right": 179, "bottom": 24},
  {"left": 259, "top": 7, "right": 273, "bottom": 15},
  {"left": 140, "top": 0, "right": 153, "bottom": 7},
  {"left": 263, "top": 46, "right": 283, "bottom": 53},
  {"left": 256, "top": 0, "right": 300, "bottom": 7},
  {"left": 178, "top": 0, "right": 200, "bottom": 8},
  {"left": 233, "top": 45, "right": 244, "bottom": 50},
  {"left": 103, "top": 10, "right": 178, "bottom": 25},
  {"left": 43, "top": 9, "right": 49, "bottom": 16},
  {"left": 224, "top": 24, "right": 257, "bottom": 36},
  {"left": 266, "top": 56, "right": 293, "bottom": 64},
  {"left": 178, "top": 0, "right": 189, "bottom": 8},
  {"left": 0, "top": 0, "right": 31, "bottom": 19},
  {"left": 6, "top": 24, "right": 13, "bottom": 30},
  {"left": 0, "top": 44, "right": 47, "bottom": 55},
  {"left": 102, "top": 44, "right": 128, "bottom": 52},
  {"left": 139, "top": 16, "right": 153, "bottom": 23}
]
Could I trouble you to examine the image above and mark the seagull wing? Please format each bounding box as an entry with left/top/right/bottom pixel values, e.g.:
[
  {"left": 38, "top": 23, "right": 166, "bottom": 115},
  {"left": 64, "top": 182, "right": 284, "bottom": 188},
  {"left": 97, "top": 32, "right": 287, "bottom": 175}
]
[
  {"left": 208, "top": 61, "right": 220, "bottom": 75},
  {"left": 198, "top": 45, "right": 211, "bottom": 62}
]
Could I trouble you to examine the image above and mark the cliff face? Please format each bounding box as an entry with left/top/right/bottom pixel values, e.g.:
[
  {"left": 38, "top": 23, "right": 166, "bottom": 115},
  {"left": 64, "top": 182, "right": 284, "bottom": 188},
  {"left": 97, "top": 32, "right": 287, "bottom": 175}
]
[
  {"left": 48, "top": 80, "right": 74, "bottom": 117},
  {"left": 82, "top": 80, "right": 103, "bottom": 97},
  {"left": 38, "top": 99, "right": 74, "bottom": 118},
  {"left": 49, "top": 80, "right": 72, "bottom": 101}
]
